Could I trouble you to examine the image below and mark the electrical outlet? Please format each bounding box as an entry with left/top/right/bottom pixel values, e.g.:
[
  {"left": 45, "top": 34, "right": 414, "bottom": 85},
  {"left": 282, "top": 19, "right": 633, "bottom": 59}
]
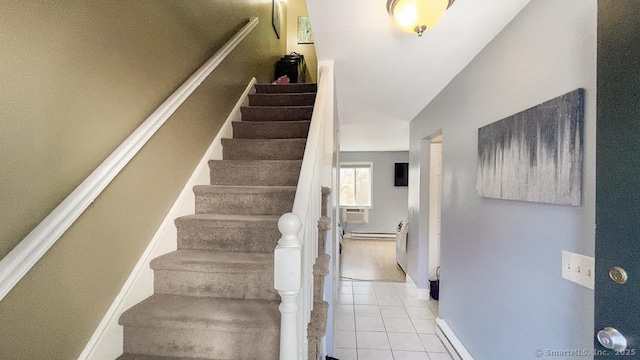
[{"left": 562, "top": 250, "right": 594, "bottom": 290}]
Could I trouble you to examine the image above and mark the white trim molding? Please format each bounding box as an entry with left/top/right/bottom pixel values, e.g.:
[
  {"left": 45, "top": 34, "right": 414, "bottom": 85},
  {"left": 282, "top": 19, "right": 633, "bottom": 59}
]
[
  {"left": 406, "top": 274, "right": 430, "bottom": 300},
  {"left": 78, "top": 78, "right": 256, "bottom": 360},
  {"left": 436, "top": 318, "right": 475, "bottom": 360},
  {"left": 0, "top": 18, "right": 259, "bottom": 302}
]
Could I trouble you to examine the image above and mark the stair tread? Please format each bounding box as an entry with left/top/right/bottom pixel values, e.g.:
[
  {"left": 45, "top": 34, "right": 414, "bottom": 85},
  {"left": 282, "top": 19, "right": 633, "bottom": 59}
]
[
  {"left": 118, "top": 355, "right": 213, "bottom": 360},
  {"left": 176, "top": 213, "right": 280, "bottom": 222},
  {"left": 254, "top": 83, "right": 317, "bottom": 94},
  {"left": 249, "top": 92, "right": 317, "bottom": 96},
  {"left": 241, "top": 105, "right": 313, "bottom": 109},
  {"left": 221, "top": 138, "right": 306, "bottom": 145},
  {"left": 240, "top": 105, "right": 313, "bottom": 121},
  {"left": 255, "top": 82, "right": 317, "bottom": 85},
  {"left": 119, "top": 294, "right": 279, "bottom": 330},
  {"left": 193, "top": 185, "right": 296, "bottom": 192},
  {"left": 222, "top": 137, "right": 306, "bottom": 141},
  {"left": 209, "top": 159, "right": 303, "bottom": 164},
  {"left": 151, "top": 250, "right": 272, "bottom": 273},
  {"left": 248, "top": 93, "right": 316, "bottom": 106},
  {"left": 233, "top": 120, "right": 311, "bottom": 125}
]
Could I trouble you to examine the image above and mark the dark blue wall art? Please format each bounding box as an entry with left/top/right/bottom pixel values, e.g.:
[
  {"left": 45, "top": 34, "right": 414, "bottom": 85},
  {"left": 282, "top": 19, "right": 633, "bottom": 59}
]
[{"left": 477, "top": 89, "right": 584, "bottom": 206}]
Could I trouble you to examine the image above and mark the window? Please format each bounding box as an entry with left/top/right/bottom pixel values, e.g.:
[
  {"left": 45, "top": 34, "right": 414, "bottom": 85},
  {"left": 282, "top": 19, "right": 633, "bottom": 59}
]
[{"left": 339, "top": 162, "right": 373, "bottom": 208}]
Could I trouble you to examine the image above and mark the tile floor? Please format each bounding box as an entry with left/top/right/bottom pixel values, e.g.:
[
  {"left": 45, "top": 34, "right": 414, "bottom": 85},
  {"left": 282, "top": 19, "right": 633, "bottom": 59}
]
[{"left": 333, "top": 280, "right": 451, "bottom": 360}]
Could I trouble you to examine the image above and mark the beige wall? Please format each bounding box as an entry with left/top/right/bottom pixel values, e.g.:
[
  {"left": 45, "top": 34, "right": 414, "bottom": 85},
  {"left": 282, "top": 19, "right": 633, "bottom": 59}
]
[
  {"left": 0, "top": 1, "right": 285, "bottom": 358},
  {"left": 286, "top": 0, "right": 318, "bottom": 82}
]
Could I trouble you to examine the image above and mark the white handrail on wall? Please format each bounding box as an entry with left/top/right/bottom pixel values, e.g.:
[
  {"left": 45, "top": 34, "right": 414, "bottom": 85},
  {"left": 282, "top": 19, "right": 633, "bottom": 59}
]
[
  {"left": 0, "top": 17, "right": 259, "bottom": 302},
  {"left": 275, "top": 62, "right": 334, "bottom": 360}
]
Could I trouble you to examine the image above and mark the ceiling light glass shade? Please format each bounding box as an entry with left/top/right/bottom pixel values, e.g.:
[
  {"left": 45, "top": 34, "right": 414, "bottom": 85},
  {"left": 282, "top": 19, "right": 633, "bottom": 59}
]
[{"left": 387, "top": 0, "right": 454, "bottom": 36}]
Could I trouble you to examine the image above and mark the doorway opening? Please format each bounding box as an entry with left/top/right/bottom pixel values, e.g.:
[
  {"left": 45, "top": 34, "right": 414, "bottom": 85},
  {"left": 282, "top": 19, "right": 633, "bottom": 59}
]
[
  {"left": 419, "top": 131, "right": 443, "bottom": 306},
  {"left": 338, "top": 159, "right": 406, "bottom": 283},
  {"left": 428, "top": 135, "right": 443, "bottom": 301}
]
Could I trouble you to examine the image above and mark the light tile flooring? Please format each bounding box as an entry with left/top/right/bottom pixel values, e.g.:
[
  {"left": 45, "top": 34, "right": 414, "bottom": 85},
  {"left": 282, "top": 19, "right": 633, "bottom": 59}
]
[{"left": 333, "top": 280, "right": 451, "bottom": 360}]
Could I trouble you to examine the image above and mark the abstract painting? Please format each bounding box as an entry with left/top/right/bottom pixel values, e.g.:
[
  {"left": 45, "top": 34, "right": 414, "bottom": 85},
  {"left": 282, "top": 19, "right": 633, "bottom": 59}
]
[{"left": 476, "top": 89, "right": 584, "bottom": 206}]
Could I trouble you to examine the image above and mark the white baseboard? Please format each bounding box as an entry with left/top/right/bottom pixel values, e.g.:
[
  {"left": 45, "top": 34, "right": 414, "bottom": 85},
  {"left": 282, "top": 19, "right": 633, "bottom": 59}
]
[
  {"left": 78, "top": 78, "right": 256, "bottom": 360},
  {"left": 406, "top": 274, "right": 430, "bottom": 300},
  {"left": 436, "top": 318, "right": 474, "bottom": 360}
]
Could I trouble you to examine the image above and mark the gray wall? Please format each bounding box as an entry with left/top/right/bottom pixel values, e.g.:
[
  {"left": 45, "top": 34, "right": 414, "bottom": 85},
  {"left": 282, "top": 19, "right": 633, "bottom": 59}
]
[
  {"left": 340, "top": 151, "right": 409, "bottom": 234},
  {"left": 407, "top": 0, "right": 596, "bottom": 359}
]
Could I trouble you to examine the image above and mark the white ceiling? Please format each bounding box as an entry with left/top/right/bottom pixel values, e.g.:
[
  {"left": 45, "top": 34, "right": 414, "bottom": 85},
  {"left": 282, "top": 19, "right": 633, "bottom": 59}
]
[{"left": 306, "top": 0, "right": 532, "bottom": 151}]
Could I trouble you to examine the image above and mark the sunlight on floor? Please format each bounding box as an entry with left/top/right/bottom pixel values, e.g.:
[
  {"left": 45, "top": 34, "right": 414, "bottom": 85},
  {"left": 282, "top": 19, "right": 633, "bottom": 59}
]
[{"left": 340, "top": 238, "right": 406, "bottom": 282}]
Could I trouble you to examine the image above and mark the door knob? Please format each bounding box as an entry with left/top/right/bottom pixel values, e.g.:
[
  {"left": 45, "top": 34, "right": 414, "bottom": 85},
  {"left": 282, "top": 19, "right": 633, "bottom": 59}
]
[{"left": 597, "top": 327, "right": 627, "bottom": 351}]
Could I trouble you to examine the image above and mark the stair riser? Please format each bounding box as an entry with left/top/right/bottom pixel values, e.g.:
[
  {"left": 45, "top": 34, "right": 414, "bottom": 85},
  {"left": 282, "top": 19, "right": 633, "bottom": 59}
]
[
  {"left": 123, "top": 326, "right": 279, "bottom": 359},
  {"left": 176, "top": 221, "right": 280, "bottom": 253},
  {"left": 154, "top": 270, "right": 278, "bottom": 300},
  {"left": 209, "top": 161, "right": 301, "bottom": 186},
  {"left": 255, "top": 83, "right": 317, "bottom": 94},
  {"left": 222, "top": 139, "right": 305, "bottom": 160},
  {"left": 248, "top": 93, "right": 316, "bottom": 106},
  {"left": 241, "top": 106, "right": 313, "bottom": 121},
  {"left": 195, "top": 191, "right": 294, "bottom": 215},
  {"left": 232, "top": 121, "right": 310, "bottom": 139}
]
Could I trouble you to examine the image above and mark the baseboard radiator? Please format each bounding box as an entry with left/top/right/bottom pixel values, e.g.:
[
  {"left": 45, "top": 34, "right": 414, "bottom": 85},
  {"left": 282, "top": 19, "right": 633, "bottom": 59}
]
[
  {"left": 350, "top": 232, "right": 395, "bottom": 239},
  {"left": 435, "top": 318, "right": 475, "bottom": 360}
]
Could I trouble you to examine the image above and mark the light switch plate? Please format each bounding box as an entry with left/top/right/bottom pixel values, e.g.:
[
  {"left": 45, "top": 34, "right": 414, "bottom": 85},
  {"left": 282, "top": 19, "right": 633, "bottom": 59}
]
[{"left": 562, "top": 250, "right": 595, "bottom": 290}]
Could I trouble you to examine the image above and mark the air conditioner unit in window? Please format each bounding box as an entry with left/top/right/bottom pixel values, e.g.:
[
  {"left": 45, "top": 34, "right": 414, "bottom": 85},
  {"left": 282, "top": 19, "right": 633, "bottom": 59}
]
[{"left": 343, "top": 208, "right": 369, "bottom": 224}]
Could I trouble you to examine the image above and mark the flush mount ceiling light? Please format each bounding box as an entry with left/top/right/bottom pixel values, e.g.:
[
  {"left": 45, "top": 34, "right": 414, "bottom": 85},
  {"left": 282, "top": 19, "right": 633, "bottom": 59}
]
[{"left": 387, "top": 0, "right": 455, "bottom": 37}]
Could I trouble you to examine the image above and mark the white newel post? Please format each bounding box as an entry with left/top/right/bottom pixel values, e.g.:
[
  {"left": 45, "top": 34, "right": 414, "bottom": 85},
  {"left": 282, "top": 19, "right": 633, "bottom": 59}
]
[{"left": 274, "top": 213, "right": 303, "bottom": 360}]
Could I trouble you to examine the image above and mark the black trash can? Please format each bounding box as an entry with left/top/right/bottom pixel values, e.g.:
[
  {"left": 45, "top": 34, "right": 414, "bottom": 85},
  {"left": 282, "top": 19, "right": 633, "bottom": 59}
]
[
  {"left": 429, "top": 279, "right": 439, "bottom": 301},
  {"left": 429, "top": 266, "right": 440, "bottom": 301},
  {"left": 274, "top": 53, "right": 305, "bottom": 83}
]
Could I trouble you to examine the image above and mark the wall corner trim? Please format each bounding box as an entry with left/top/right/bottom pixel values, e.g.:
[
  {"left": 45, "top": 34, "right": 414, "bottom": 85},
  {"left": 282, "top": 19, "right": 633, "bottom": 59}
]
[{"left": 406, "top": 274, "right": 430, "bottom": 300}]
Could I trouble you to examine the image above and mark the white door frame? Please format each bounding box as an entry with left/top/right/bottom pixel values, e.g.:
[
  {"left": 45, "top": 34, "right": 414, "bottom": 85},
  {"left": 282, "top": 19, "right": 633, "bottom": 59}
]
[{"left": 418, "top": 130, "right": 443, "bottom": 297}]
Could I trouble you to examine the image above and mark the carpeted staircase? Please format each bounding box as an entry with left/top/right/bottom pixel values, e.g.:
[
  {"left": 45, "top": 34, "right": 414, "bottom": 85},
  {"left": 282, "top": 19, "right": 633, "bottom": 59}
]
[{"left": 117, "top": 83, "right": 319, "bottom": 360}]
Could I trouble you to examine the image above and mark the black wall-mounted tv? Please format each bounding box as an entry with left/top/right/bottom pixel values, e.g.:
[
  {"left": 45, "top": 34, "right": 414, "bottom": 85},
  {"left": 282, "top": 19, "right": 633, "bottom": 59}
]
[{"left": 394, "top": 163, "right": 408, "bottom": 187}]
